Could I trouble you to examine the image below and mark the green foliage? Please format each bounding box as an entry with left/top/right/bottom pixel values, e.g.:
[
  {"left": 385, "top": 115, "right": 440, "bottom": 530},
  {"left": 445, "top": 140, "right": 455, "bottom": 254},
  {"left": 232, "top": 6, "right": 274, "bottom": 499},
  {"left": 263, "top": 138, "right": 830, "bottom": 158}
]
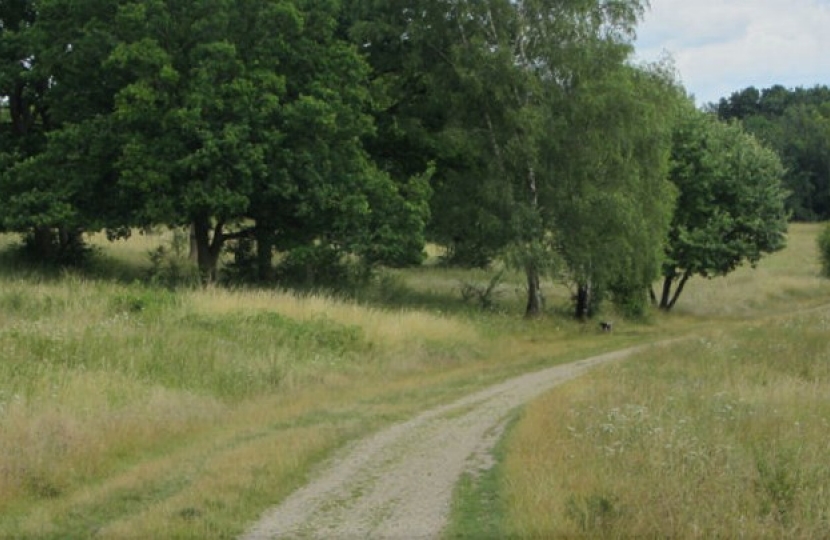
[
  {"left": 348, "top": 0, "right": 664, "bottom": 314},
  {"left": 0, "top": 0, "right": 125, "bottom": 238},
  {"left": 608, "top": 280, "right": 649, "bottom": 319},
  {"left": 717, "top": 85, "right": 830, "bottom": 220},
  {"left": 547, "top": 63, "right": 681, "bottom": 318},
  {"left": 146, "top": 230, "right": 200, "bottom": 288},
  {"left": 275, "top": 245, "right": 372, "bottom": 295},
  {"left": 2, "top": 0, "right": 431, "bottom": 282},
  {"left": 817, "top": 224, "right": 830, "bottom": 277},
  {"left": 659, "top": 106, "right": 789, "bottom": 310}
]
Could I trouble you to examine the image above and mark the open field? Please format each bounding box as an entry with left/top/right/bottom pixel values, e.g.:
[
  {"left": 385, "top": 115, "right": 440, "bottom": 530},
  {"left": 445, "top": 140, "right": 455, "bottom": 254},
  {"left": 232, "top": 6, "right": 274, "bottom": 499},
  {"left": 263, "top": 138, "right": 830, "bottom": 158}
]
[
  {"left": 1, "top": 224, "right": 828, "bottom": 538},
  {"left": 450, "top": 223, "right": 830, "bottom": 538}
]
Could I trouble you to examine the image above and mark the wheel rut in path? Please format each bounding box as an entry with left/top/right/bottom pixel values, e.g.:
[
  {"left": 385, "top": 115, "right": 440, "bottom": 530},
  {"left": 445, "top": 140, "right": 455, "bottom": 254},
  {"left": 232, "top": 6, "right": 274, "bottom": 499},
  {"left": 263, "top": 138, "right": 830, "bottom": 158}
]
[{"left": 240, "top": 341, "right": 673, "bottom": 539}]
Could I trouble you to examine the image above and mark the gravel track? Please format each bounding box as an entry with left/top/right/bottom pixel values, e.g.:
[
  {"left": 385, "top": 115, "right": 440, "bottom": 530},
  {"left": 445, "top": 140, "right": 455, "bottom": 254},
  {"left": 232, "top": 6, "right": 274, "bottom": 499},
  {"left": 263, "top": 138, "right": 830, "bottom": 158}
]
[{"left": 240, "top": 342, "right": 671, "bottom": 539}]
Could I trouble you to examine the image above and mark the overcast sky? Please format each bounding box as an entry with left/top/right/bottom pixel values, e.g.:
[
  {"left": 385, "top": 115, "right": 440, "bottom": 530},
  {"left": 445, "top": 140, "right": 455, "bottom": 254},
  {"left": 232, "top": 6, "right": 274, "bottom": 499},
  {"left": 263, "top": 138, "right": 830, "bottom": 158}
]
[{"left": 634, "top": 0, "right": 830, "bottom": 106}]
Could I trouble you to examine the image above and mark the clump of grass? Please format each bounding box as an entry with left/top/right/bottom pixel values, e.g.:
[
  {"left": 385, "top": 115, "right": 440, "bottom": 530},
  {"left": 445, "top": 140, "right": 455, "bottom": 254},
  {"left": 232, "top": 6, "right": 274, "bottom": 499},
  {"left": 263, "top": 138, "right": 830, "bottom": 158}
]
[{"left": 502, "top": 308, "right": 830, "bottom": 538}]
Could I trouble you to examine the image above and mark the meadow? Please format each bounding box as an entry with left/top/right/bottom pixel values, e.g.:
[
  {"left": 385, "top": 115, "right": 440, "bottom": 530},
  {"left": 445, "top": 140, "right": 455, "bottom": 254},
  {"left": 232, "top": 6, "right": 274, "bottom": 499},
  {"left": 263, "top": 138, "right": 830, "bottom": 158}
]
[
  {"left": 0, "top": 229, "right": 655, "bottom": 538},
  {"left": 448, "top": 223, "right": 830, "bottom": 538},
  {"left": 0, "top": 224, "right": 828, "bottom": 538}
]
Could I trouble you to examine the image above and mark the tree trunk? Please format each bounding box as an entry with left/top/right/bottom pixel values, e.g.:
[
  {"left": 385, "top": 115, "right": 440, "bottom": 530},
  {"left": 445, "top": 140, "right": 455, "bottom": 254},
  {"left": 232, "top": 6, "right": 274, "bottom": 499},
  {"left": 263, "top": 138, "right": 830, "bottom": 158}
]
[
  {"left": 525, "top": 264, "right": 543, "bottom": 317},
  {"left": 192, "top": 216, "right": 225, "bottom": 284},
  {"left": 659, "top": 275, "right": 674, "bottom": 310},
  {"left": 58, "top": 227, "right": 83, "bottom": 251},
  {"left": 575, "top": 283, "right": 591, "bottom": 320},
  {"left": 667, "top": 271, "right": 691, "bottom": 310},
  {"left": 659, "top": 271, "right": 692, "bottom": 311}
]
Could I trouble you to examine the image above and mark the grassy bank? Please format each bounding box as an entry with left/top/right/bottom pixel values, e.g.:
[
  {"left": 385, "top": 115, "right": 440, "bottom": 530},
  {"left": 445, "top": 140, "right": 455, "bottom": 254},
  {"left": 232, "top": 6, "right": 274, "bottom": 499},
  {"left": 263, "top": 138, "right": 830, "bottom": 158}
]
[{"left": 458, "top": 223, "right": 830, "bottom": 538}]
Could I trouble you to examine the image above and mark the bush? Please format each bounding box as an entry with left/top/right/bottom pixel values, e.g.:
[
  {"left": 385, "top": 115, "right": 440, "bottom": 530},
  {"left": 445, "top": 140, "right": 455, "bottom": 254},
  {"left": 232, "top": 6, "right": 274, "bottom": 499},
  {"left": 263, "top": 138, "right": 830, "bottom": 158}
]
[
  {"left": 146, "top": 229, "right": 200, "bottom": 288},
  {"left": 818, "top": 224, "right": 830, "bottom": 278},
  {"left": 275, "top": 245, "right": 372, "bottom": 295},
  {"left": 609, "top": 281, "right": 649, "bottom": 319}
]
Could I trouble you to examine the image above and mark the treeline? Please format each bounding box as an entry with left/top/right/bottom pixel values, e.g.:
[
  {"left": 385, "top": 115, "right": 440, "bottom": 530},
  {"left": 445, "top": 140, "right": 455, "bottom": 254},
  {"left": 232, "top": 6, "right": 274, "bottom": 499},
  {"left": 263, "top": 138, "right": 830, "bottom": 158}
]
[
  {"left": 716, "top": 85, "right": 830, "bottom": 221},
  {"left": 1, "top": 0, "right": 789, "bottom": 317}
]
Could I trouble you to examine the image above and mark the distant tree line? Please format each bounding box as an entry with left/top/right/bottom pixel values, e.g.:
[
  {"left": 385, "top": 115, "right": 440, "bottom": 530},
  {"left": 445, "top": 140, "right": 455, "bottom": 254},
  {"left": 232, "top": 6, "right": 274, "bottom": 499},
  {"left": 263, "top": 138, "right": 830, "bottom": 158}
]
[
  {"left": 716, "top": 85, "right": 830, "bottom": 221},
  {"left": 1, "top": 0, "right": 790, "bottom": 317}
]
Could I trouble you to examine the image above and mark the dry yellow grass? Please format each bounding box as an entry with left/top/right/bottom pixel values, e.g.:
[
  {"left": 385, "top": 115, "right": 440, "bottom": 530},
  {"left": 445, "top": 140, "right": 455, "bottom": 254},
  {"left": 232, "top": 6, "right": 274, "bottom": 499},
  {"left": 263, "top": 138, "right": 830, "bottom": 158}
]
[{"left": 187, "top": 286, "right": 479, "bottom": 347}]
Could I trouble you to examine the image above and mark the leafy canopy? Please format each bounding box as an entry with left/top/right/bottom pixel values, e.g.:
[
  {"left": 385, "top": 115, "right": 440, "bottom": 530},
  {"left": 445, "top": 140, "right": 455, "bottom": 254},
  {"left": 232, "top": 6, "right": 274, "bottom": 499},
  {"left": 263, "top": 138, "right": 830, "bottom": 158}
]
[{"left": 658, "top": 105, "right": 788, "bottom": 310}]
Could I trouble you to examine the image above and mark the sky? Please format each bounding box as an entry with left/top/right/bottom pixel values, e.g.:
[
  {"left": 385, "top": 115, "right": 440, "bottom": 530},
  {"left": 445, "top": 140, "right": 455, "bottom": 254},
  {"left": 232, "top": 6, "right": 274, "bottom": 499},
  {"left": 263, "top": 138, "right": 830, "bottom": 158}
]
[{"left": 634, "top": 0, "right": 830, "bottom": 106}]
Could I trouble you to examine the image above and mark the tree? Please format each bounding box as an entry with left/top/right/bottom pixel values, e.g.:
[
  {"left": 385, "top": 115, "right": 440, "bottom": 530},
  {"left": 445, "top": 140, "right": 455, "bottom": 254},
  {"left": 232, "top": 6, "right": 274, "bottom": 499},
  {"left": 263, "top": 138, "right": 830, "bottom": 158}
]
[
  {"left": 545, "top": 63, "right": 681, "bottom": 319},
  {"left": 430, "top": 0, "right": 656, "bottom": 317},
  {"left": 0, "top": 0, "right": 54, "bottom": 255},
  {"left": 104, "top": 0, "right": 429, "bottom": 281},
  {"left": 717, "top": 84, "right": 830, "bottom": 221},
  {"left": 657, "top": 106, "right": 788, "bottom": 311},
  {"left": 0, "top": 0, "right": 127, "bottom": 261},
  {"left": 349, "top": 0, "right": 682, "bottom": 318},
  {"left": 341, "top": 0, "right": 512, "bottom": 268}
]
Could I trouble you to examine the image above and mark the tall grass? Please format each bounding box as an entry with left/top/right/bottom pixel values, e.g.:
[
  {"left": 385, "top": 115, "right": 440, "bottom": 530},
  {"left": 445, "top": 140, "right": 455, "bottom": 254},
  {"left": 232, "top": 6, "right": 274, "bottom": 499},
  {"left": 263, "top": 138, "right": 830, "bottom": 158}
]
[
  {"left": 496, "top": 223, "right": 830, "bottom": 538},
  {"left": 503, "top": 312, "right": 830, "bottom": 537},
  {"left": 1, "top": 229, "right": 631, "bottom": 538},
  {"left": 0, "top": 258, "right": 495, "bottom": 537},
  {"left": 4, "top": 224, "right": 826, "bottom": 538}
]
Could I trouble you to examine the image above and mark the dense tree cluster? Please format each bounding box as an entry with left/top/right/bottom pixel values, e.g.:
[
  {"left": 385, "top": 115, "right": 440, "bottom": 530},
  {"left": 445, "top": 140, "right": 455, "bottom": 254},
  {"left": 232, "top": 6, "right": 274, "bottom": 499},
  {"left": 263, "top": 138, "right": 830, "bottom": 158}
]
[
  {"left": 1, "top": 0, "right": 431, "bottom": 280},
  {"left": 1, "top": 0, "right": 791, "bottom": 315},
  {"left": 716, "top": 85, "right": 830, "bottom": 221}
]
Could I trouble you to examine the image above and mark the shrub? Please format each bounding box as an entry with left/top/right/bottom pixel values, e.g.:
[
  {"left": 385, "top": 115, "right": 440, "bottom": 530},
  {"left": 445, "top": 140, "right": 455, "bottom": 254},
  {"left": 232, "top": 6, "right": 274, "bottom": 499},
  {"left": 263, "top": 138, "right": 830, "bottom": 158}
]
[
  {"left": 275, "top": 245, "right": 372, "bottom": 295},
  {"left": 146, "top": 229, "right": 200, "bottom": 288}
]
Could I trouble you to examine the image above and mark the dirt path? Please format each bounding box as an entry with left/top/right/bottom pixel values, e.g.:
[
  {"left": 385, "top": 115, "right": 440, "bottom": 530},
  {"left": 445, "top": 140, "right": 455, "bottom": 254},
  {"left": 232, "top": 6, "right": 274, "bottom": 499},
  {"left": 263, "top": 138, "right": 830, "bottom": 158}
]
[{"left": 240, "top": 342, "right": 673, "bottom": 539}]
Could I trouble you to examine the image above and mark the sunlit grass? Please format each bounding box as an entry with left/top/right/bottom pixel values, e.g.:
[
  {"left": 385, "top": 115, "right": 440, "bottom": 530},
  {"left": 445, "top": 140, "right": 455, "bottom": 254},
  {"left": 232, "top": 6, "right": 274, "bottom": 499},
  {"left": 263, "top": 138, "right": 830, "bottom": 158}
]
[
  {"left": 187, "top": 286, "right": 479, "bottom": 348},
  {"left": 503, "top": 313, "right": 830, "bottom": 537},
  {"left": 0, "top": 249, "right": 489, "bottom": 536}
]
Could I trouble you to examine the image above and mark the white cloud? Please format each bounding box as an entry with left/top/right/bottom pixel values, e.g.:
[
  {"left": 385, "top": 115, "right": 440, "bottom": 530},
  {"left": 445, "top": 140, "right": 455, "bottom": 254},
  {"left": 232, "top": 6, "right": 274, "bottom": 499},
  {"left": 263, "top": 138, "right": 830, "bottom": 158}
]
[{"left": 634, "top": 0, "right": 830, "bottom": 104}]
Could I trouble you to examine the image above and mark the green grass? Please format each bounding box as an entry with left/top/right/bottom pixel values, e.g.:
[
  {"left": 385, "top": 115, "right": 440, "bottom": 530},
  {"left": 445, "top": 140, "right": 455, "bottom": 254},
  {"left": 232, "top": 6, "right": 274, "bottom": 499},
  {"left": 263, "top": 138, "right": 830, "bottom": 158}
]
[{"left": 443, "top": 413, "right": 519, "bottom": 540}]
